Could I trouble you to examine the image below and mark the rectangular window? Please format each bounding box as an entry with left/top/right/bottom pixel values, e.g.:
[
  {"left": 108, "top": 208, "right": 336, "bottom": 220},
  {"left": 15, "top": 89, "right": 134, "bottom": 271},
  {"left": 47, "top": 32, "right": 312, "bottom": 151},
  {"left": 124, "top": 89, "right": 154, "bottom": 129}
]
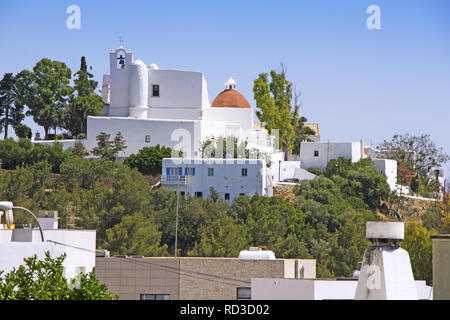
[
  {"left": 140, "top": 294, "right": 170, "bottom": 300},
  {"left": 241, "top": 168, "right": 248, "bottom": 176},
  {"left": 314, "top": 150, "right": 319, "bottom": 157},
  {"left": 195, "top": 192, "right": 203, "bottom": 198},
  {"left": 208, "top": 168, "right": 214, "bottom": 176},
  {"left": 145, "top": 135, "right": 151, "bottom": 143},
  {"left": 75, "top": 266, "right": 86, "bottom": 274},
  {"left": 237, "top": 287, "right": 251, "bottom": 300},
  {"left": 225, "top": 193, "right": 230, "bottom": 200},
  {"left": 185, "top": 168, "right": 195, "bottom": 176},
  {"left": 240, "top": 193, "right": 245, "bottom": 196},
  {"left": 152, "top": 85, "right": 160, "bottom": 97}
]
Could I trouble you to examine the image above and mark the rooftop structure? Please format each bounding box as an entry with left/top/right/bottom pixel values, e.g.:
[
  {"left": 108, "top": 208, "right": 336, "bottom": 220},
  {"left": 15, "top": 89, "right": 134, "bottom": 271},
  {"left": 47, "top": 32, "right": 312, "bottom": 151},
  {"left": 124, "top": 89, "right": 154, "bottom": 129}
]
[{"left": 96, "top": 255, "right": 316, "bottom": 300}]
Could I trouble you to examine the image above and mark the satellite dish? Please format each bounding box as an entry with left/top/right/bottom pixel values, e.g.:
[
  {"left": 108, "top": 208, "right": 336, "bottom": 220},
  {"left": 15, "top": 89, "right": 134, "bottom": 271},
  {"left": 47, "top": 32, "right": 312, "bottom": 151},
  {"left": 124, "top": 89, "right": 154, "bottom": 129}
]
[{"left": 5, "top": 209, "right": 13, "bottom": 228}]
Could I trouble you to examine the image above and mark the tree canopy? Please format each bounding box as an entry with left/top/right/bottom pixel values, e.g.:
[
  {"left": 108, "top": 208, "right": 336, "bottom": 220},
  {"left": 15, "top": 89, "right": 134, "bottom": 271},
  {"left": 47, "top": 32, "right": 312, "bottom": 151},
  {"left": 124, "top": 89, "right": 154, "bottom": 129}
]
[
  {"left": 18, "top": 59, "right": 73, "bottom": 139},
  {"left": 378, "top": 133, "right": 449, "bottom": 173},
  {"left": 65, "top": 56, "right": 103, "bottom": 137},
  {"left": 0, "top": 251, "right": 117, "bottom": 300},
  {"left": 0, "top": 73, "right": 25, "bottom": 139},
  {"left": 124, "top": 144, "right": 178, "bottom": 176},
  {"left": 253, "top": 67, "right": 311, "bottom": 159}
]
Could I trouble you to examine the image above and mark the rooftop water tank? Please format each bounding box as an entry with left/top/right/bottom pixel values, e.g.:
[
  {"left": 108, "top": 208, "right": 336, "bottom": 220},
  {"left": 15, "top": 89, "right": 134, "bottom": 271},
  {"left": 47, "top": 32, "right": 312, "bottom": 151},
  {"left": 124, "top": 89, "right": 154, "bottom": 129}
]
[{"left": 238, "top": 246, "right": 276, "bottom": 260}]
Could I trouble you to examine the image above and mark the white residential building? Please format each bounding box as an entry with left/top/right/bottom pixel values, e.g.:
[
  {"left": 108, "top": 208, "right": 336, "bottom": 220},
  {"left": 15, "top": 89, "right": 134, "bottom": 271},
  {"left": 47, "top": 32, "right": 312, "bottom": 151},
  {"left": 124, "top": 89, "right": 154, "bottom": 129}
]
[
  {"left": 161, "top": 158, "right": 271, "bottom": 201},
  {"left": 299, "top": 141, "right": 365, "bottom": 171},
  {"left": 0, "top": 211, "right": 96, "bottom": 280}
]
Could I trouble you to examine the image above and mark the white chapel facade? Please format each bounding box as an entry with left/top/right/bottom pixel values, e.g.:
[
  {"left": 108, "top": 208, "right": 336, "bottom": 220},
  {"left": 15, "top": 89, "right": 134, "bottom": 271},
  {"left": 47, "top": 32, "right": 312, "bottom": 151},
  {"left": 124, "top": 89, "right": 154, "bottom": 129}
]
[{"left": 85, "top": 46, "right": 276, "bottom": 159}]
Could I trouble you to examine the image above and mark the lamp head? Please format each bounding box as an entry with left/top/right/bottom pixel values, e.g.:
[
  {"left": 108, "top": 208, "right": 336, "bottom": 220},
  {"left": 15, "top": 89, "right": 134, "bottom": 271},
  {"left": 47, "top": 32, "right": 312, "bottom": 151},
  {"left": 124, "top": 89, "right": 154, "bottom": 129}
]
[{"left": 0, "top": 201, "right": 14, "bottom": 228}]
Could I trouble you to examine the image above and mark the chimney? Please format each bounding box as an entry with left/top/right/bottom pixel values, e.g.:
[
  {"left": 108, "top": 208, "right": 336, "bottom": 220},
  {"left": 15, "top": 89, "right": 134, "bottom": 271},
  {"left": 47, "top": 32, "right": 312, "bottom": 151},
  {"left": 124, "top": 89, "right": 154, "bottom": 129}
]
[
  {"left": 354, "top": 221, "right": 418, "bottom": 300},
  {"left": 37, "top": 210, "right": 58, "bottom": 230}
]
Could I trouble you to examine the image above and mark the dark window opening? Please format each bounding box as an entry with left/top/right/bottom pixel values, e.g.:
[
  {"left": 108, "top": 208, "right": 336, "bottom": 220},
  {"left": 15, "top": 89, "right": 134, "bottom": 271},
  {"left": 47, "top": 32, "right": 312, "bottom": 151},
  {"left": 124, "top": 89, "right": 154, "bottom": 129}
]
[
  {"left": 237, "top": 287, "right": 251, "bottom": 300},
  {"left": 140, "top": 294, "right": 170, "bottom": 300},
  {"left": 152, "top": 85, "right": 160, "bottom": 97}
]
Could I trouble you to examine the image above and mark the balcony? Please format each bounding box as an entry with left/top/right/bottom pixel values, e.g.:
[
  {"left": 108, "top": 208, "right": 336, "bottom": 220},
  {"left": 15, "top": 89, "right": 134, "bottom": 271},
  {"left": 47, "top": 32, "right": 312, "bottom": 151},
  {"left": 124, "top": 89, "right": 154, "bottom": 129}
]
[{"left": 161, "top": 175, "right": 186, "bottom": 185}]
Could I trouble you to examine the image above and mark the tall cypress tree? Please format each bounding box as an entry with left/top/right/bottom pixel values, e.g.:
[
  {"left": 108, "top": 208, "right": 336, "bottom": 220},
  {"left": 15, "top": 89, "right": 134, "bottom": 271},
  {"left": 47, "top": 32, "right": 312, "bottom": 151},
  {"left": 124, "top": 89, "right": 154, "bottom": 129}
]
[
  {"left": 0, "top": 73, "right": 25, "bottom": 139},
  {"left": 65, "top": 56, "right": 102, "bottom": 137}
]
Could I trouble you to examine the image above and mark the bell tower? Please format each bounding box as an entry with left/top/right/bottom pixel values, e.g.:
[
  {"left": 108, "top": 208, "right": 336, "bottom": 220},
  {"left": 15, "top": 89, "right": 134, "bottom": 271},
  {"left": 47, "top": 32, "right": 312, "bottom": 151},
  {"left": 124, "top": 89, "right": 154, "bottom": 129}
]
[{"left": 108, "top": 46, "right": 133, "bottom": 116}]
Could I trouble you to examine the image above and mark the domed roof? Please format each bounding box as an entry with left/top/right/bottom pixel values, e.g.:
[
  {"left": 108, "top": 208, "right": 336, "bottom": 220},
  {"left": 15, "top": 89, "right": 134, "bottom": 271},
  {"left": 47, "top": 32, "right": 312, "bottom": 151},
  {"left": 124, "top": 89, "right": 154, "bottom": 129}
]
[{"left": 211, "top": 89, "right": 251, "bottom": 109}]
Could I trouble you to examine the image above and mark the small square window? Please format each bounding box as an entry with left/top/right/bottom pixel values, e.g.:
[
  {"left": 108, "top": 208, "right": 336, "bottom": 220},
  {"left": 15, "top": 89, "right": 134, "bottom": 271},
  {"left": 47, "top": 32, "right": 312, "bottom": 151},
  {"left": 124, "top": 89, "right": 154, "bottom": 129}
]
[
  {"left": 152, "top": 85, "right": 160, "bottom": 97},
  {"left": 240, "top": 193, "right": 245, "bottom": 196},
  {"left": 140, "top": 294, "right": 170, "bottom": 300},
  {"left": 208, "top": 168, "right": 214, "bottom": 176},
  {"left": 314, "top": 150, "right": 319, "bottom": 157},
  {"left": 237, "top": 287, "right": 251, "bottom": 300},
  {"left": 195, "top": 192, "right": 203, "bottom": 198},
  {"left": 145, "top": 135, "right": 151, "bottom": 143},
  {"left": 241, "top": 168, "right": 248, "bottom": 176},
  {"left": 225, "top": 193, "right": 230, "bottom": 200}
]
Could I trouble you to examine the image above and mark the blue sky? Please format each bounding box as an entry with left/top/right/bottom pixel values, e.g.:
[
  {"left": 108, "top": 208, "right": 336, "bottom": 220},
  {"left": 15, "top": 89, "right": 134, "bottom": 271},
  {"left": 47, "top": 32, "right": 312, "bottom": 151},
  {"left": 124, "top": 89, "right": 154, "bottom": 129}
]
[{"left": 1, "top": 0, "right": 449, "bottom": 178}]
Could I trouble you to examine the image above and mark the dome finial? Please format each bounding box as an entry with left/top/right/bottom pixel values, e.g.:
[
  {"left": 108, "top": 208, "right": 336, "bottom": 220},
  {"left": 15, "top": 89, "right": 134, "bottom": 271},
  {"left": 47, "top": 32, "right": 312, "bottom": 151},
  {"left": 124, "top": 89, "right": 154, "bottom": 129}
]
[{"left": 224, "top": 76, "right": 237, "bottom": 90}]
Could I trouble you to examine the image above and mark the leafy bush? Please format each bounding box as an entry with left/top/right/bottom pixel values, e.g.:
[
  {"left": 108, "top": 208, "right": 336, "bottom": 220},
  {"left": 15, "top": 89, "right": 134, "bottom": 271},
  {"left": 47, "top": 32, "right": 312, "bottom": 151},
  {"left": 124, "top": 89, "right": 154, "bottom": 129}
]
[{"left": 124, "top": 144, "right": 180, "bottom": 176}]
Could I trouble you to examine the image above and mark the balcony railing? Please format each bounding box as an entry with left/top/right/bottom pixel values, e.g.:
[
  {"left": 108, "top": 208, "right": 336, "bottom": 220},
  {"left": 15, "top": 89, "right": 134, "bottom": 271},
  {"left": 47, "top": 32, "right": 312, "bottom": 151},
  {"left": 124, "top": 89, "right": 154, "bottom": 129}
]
[{"left": 161, "top": 175, "right": 186, "bottom": 185}]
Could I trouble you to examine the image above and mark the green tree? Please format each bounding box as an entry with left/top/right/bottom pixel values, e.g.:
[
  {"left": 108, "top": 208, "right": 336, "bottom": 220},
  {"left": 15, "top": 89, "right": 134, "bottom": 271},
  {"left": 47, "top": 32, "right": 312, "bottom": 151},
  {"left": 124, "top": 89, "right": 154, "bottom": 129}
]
[
  {"left": 378, "top": 133, "right": 449, "bottom": 174},
  {"left": 91, "top": 131, "right": 127, "bottom": 161},
  {"left": 253, "top": 67, "right": 309, "bottom": 159},
  {"left": 69, "top": 141, "right": 90, "bottom": 158},
  {"left": 0, "top": 73, "right": 25, "bottom": 139},
  {"left": 104, "top": 213, "right": 168, "bottom": 257},
  {"left": 14, "top": 124, "right": 32, "bottom": 139},
  {"left": 0, "top": 252, "right": 117, "bottom": 300},
  {"left": 124, "top": 144, "right": 178, "bottom": 176},
  {"left": 400, "top": 222, "right": 433, "bottom": 285},
  {"left": 18, "top": 59, "right": 73, "bottom": 139},
  {"left": 188, "top": 211, "right": 249, "bottom": 257},
  {"left": 65, "top": 56, "right": 103, "bottom": 137},
  {"left": 59, "top": 156, "right": 118, "bottom": 191}
]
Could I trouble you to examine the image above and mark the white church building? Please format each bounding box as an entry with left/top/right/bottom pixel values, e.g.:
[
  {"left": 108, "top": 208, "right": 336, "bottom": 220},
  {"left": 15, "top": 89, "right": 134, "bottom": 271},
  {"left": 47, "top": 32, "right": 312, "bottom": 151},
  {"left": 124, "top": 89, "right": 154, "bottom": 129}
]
[{"left": 84, "top": 46, "right": 277, "bottom": 160}]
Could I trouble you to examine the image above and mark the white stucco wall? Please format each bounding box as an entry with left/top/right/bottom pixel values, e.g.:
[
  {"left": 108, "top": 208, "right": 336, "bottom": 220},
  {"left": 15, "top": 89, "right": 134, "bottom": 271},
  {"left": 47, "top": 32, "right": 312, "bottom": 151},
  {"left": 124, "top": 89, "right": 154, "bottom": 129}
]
[
  {"left": 148, "top": 69, "right": 205, "bottom": 111},
  {"left": 251, "top": 278, "right": 431, "bottom": 300},
  {"left": 32, "top": 139, "right": 77, "bottom": 150},
  {"left": 161, "top": 158, "right": 267, "bottom": 201},
  {"left": 293, "top": 167, "right": 317, "bottom": 181},
  {"left": 278, "top": 161, "right": 301, "bottom": 182},
  {"left": 86, "top": 116, "right": 202, "bottom": 158},
  {"left": 202, "top": 107, "right": 253, "bottom": 132},
  {"left": 373, "top": 159, "right": 397, "bottom": 191},
  {"left": 299, "top": 141, "right": 364, "bottom": 171},
  {"left": 0, "top": 229, "right": 95, "bottom": 280}
]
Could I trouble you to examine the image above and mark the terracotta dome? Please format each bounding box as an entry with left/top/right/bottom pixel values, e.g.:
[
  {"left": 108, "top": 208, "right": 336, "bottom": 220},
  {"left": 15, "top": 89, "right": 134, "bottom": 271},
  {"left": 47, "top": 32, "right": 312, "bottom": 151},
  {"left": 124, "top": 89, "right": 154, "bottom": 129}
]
[{"left": 211, "top": 89, "right": 251, "bottom": 109}]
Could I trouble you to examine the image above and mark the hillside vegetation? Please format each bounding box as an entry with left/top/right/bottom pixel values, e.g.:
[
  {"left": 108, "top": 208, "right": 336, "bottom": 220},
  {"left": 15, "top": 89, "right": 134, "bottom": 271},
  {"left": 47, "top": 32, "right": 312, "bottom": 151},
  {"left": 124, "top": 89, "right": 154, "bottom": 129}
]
[{"left": 0, "top": 140, "right": 447, "bottom": 284}]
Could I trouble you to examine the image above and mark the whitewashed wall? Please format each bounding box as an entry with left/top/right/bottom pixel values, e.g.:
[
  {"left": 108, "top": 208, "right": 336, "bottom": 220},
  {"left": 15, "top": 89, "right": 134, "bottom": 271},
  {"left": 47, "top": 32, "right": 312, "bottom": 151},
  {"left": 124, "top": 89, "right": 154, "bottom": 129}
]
[
  {"left": 300, "top": 141, "right": 363, "bottom": 171},
  {"left": 373, "top": 159, "right": 398, "bottom": 191},
  {"left": 0, "top": 229, "right": 95, "bottom": 280},
  {"left": 161, "top": 158, "right": 266, "bottom": 201},
  {"left": 202, "top": 107, "right": 253, "bottom": 132}
]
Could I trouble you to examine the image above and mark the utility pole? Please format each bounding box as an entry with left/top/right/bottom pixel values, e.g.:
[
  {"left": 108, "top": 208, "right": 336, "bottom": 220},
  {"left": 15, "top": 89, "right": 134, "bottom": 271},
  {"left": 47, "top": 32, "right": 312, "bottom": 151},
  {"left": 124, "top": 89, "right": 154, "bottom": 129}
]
[{"left": 174, "top": 178, "right": 180, "bottom": 257}]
